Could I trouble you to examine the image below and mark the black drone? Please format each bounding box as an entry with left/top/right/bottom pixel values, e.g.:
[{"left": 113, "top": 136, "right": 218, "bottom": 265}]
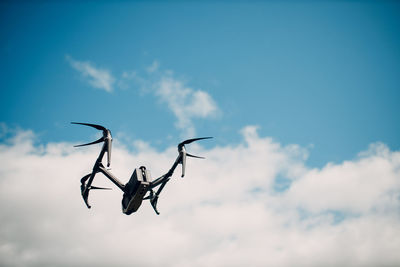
[{"left": 72, "top": 122, "right": 212, "bottom": 215}]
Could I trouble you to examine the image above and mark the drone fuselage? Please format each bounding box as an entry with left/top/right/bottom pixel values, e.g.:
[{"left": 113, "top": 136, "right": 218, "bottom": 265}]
[{"left": 122, "top": 167, "right": 152, "bottom": 215}]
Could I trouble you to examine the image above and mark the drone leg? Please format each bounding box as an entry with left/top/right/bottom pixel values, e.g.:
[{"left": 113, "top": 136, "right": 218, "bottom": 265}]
[
  {"left": 80, "top": 173, "right": 93, "bottom": 209},
  {"left": 81, "top": 173, "right": 91, "bottom": 184},
  {"left": 150, "top": 179, "right": 170, "bottom": 215},
  {"left": 80, "top": 165, "right": 103, "bottom": 209},
  {"left": 150, "top": 193, "right": 160, "bottom": 215}
]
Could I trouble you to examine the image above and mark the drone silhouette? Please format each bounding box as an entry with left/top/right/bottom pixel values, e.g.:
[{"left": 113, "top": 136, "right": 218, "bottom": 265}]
[{"left": 72, "top": 122, "right": 212, "bottom": 215}]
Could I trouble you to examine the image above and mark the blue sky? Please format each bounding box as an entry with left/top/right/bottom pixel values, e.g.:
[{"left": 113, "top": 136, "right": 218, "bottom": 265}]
[
  {"left": 1, "top": 0, "right": 399, "bottom": 167},
  {"left": 1, "top": 2, "right": 400, "bottom": 266}
]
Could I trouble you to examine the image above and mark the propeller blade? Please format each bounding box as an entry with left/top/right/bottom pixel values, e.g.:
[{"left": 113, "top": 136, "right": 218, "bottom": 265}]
[
  {"left": 89, "top": 185, "right": 112, "bottom": 190},
  {"left": 71, "top": 122, "right": 107, "bottom": 131},
  {"left": 186, "top": 153, "right": 204, "bottom": 159},
  {"left": 74, "top": 136, "right": 104, "bottom": 147},
  {"left": 178, "top": 137, "right": 213, "bottom": 148}
]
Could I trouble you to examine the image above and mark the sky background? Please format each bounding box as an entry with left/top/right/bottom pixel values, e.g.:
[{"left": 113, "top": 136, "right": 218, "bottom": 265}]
[
  {"left": 1, "top": 0, "right": 399, "bottom": 166},
  {"left": 1, "top": 1, "right": 400, "bottom": 266}
]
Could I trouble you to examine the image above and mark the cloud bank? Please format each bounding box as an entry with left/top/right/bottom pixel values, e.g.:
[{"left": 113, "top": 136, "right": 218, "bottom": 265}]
[
  {"left": 66, "top": 55, "right": 115, "bottom": 92},
  {"left": 1, "top": 126, "right": 399, "bottom": 267}
]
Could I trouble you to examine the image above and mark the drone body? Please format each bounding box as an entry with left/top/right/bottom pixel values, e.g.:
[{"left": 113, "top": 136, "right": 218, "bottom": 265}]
[
  {"left": 72, "top": 122, "right": 211, "bottom": 215},
  {"left": 122, "top": 167, "right": 152, "bottom": 215}
]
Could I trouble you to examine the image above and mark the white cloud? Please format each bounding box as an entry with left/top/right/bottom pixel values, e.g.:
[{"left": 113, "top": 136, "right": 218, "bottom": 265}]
[
  {"left": 63, "top": 55, "right": 218, "bottom": 136},
  {"left": 146, "top": 60, "right": 160, "bottom": 73},
  {"left": 66, "top": 55, "right": 115, "bottom": 92},
  {"left": 1, "top": 126, "right": 399, "bottom": 267},
  {"left": 154, "top": 76, "right": 219, "bottom": 137},
  {"left": 120, "top": 63, "right": 219, "bottom": 137}
]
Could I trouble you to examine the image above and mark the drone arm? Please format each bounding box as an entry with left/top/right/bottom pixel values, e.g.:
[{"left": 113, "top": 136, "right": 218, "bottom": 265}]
[
  {"left": 155, "top": 179, "right": 169, "bottom": 198},
  {"left": 98, "top": 165, "right": 125, "bottom": 191},
  {"left": 151, "top": 154, "right": 181, "bottom": 188}
]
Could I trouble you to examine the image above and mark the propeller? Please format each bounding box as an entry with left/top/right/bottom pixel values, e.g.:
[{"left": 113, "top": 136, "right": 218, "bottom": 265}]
[
  {"left": 71, "top": 122, "right": 113, "bottom": 167},
  {"left": 71, "top": 122, "right": 107, "bottom": 131},
  {"left": 89, "top": 185, "right": 112, "bottom": 190},
  {"left": 178, "top": 137, "right": 212, "bottom": 177}
]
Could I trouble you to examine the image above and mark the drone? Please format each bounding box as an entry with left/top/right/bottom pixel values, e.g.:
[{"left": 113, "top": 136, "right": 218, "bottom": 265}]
[{"left": 72, "top": 122, "right": 212, "bottom": 215}]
